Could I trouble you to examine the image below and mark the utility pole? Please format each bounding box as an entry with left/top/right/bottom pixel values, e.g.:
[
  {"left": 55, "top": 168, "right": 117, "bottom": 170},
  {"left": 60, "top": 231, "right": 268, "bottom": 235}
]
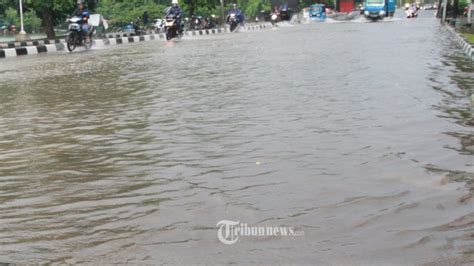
[
  {"left": 220, "top": 0, "right": 225, "bottom": 26},
  {"left": 15, "top": 0, "right": 30, "bottom": 41},
  {"left": 19, "top": 0, "right": 26, "bottom": 35},
  {"left": 441, "top": 0, "right": 447, "bottom": 23}
]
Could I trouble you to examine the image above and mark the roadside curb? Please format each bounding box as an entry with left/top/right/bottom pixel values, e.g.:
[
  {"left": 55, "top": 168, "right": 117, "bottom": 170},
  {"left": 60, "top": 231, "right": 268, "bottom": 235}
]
[
  {"left": 0, "top": 24, "right": 271, "bottom": 60},
  {"left": 445, "top": 25, "right": 474, "bottom": 61},
  {"left": 0, "top": 39, "right": 66, "bottom": 49}
]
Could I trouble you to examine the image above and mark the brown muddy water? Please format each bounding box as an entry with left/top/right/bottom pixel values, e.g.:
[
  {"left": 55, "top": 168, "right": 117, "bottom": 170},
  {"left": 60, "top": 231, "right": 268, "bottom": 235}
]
[{"left": 0, "top": 13, "right": 473, "bottom": 264}]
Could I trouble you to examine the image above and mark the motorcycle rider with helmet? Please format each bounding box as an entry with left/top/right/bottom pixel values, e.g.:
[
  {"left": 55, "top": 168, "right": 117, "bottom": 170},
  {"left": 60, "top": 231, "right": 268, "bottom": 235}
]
[
  {"left": 71, "top": 0, "right": 90, "bottom": 41},
  {"left": 227, "top": 3, "right": 244, "bottom": 26},
  {"left": 166, "top": 0, "right": 183, "bottom": 34}
]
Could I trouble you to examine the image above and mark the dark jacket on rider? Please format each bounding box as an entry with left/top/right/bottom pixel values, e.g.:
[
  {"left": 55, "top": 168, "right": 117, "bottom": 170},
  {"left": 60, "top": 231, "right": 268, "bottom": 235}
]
[
  {"left": 72, "top": 8, "right": 90, "bottom": 23},
  {"left": 166, "top": 6, "right": 183, "bottom": 31},
  {"left": 227, "top": 9, "right": 244, "bottom": 25},
  {"left": 167, "top": 6, "right": 183, "bottom": 17}
]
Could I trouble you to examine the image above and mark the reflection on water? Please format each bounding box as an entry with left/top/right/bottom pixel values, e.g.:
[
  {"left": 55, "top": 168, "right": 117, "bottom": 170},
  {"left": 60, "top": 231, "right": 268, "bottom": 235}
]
[{"left": 0, "top": 16, "right": 473, "bottom": 264}]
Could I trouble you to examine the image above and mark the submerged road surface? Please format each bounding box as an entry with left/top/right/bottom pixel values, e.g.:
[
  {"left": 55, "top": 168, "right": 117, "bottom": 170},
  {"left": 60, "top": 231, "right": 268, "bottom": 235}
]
[{"left": 0, "top": 13, "right": 473, "bottom": 264}]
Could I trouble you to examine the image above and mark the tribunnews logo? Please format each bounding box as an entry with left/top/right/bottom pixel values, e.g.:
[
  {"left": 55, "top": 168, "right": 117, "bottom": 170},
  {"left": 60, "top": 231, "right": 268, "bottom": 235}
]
[{"left": 216, "top": 220, "right": 304, "bottom": 245}]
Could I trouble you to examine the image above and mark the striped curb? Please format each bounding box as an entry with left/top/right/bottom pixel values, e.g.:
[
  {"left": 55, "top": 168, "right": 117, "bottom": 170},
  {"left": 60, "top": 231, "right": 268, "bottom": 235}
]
[
  {"left": 0, "top": 24, "right": 271, "bottom": 59},
  {"left": 0, "top": 39, "right": 66, "bottom": 49},
  {"left": 445, "top": 25, "right": 474, "bottom": 61}
]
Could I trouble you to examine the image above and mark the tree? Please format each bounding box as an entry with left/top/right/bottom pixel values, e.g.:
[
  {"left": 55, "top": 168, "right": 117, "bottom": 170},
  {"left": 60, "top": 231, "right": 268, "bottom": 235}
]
[
  {"left": 21, "top": 0, "right": 75, "bottom": 38},
  {"left": 96, "top": 0, "right": 168, "bottom": 26},
  {"left": 4, "top": 6, "right": 41, "bottom": 32}
]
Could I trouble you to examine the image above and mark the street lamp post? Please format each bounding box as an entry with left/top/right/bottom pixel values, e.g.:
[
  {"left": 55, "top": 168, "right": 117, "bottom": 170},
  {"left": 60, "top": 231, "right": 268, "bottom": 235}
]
[
  {"left": 220, "top": 0, "right": 225, "bottom": 26},
  {"left": 19, "top": 0, "right": 26, "bottom": 35},
  {"left": 15, "top": 0, "right": 30, "bottom": 41}
]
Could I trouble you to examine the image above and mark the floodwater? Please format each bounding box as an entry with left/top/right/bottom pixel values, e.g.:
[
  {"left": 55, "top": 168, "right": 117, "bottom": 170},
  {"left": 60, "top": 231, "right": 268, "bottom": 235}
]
[{"left": 0, "top": 11, "right": 473, "bottom": 264}]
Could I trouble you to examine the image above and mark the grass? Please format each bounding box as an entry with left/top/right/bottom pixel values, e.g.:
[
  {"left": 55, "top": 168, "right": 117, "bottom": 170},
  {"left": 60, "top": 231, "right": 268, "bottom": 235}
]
[
  {"left": 461, "top": 33, "right": 474, "bottom": 45},
  {"left": 0, "top": 33, "right": 47, "bottom": 43}
]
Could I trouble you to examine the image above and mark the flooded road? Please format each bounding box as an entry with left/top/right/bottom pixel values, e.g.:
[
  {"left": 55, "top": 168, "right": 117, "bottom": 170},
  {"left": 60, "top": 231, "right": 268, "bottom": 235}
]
[{"left": 0, "top": 13, "right": 473, "bottom": 264}]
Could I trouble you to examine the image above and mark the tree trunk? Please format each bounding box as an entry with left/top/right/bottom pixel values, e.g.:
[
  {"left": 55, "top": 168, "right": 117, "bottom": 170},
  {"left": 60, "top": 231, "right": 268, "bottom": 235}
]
[
  {"left": 42, "top": 8, "right": 55, "bottom": 39},
  {"left": 436, "top": 0, "right": 442, "bottom": 17},
  {"left": 452, "top": 0, "right": 459, "bottom": 17}
]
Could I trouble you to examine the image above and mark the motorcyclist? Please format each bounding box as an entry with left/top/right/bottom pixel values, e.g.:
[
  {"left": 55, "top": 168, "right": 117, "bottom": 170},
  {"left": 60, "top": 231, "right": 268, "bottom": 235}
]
[
  {"left": 71, "top": 0, "right": 90, "bottom": 40},
  {"left": 410, "top": 3, "right": 418, "bottom": 15},
  {"left": 227, "top": 3, "right": 244, "bottom": 25},
  {"left": 166, "top": 0, "right": 183, "bottom": 33},
  {"left": 143, "top": 11, "right": 149, "bottom": 26},
  {"left": 272, "top": 6, "right": 281, "bottom": 17}
]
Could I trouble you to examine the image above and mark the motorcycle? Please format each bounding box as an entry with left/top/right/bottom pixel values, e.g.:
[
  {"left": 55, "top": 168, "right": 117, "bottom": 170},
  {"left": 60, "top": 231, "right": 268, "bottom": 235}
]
[
  {"left": 164, "top": 14, "right": 182, "bottom": 40},
  {"left": 154, "top": 18, "right": 165, "bottom": 33},
  {"left": 190, "top": 15, "right": 203, "bottom": 30},
  {"left": 406, "top": 7, "right": 418, "bottom": 18},
  {"left": 66, "top": 16, "right": 93, "bottom": 52},
  {"left": 227, "top": 12, "right": 239, "bottom": 32},
  {"left": 270, "top": 12, "right": 279, "bottom": 26},
  {"left": 132, "top": 17, "right": 146, "bottom": 35},
  {"left": 203, "top": 16, "right": 217, "bottom": 29}
]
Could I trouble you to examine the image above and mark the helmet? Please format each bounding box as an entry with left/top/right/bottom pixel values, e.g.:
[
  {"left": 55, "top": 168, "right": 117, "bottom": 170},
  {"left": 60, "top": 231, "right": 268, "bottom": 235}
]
[
  {"left": 77, "top": 0, "right": 85, "bottom": 4},
  {"left": 232, "top": 3, "right": 237, "bottom": 8},
  {"left": 172, "top": 0, "right": 178, "bottom": 5}
]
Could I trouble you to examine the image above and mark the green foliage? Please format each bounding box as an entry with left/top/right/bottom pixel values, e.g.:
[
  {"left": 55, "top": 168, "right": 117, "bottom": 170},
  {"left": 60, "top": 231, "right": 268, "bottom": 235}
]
[
  {"left": 96, "top": 0, "right": 168, "bottom": 26},
  {"left": 4, "top": 7, "right": 17, "bottom": 25},
  {"left": 23, "top": 0, "right": 76, "bottom": 24},
  {"left": 3, "top": 6, "right": 42, "bottom": 32},
  {"left": 0, "top": 0, "right": 282, "bottom": 34},
  {"left": 23, "top": 9, "right": 42, "bottom": 32},
  {"left": 461, "top": 33, "right": 474, "bottom": 44},
  {"left": 458, "top": 0, "right": 468, "bottom": 9}
]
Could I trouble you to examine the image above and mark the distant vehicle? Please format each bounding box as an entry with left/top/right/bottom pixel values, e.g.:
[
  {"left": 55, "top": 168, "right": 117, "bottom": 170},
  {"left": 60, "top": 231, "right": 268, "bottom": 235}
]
[
  {"left": 227, "top": 11, "right": 240, "bottom": 32},
  {"left": 88, "top": 14, "right": 108, "bottom": 38},
  {"left": 66, "top": 16, "right": 93, "bottom": 52},
  {"left": 8, "top": 24, "right": 16, "bottom": 33},
  {"left": 308, "top": 4, "right": 327, "bottom": 21},
  {"left": 359, "top": 4, "right": 366, "bottom": 15},
  {"left": 153, "top": 18, "right": 165, "bottom": 32},
  {"left": 164, "top": 13, "right": 182, "bottom": 40},
  {"left": 0, "top": 18, "right": 5, "bottom": 35},
  {"left": 189, "top": 15, "right": 203, "bottom": 30},
  {"left": 203, "top": 16, "right": 217, "bottom": 29},
  {"left": 123, "top": 24, "right": 135, "bottom": 32},
  {"left": 278, "top": 4, "right": 293, "bottom": 21},
  {"left": 363, "top": 0, "right": 396, "bottom": 21},
  {"left": 302, "top": 8, "right": 310, "bottom": 19},
  {"left": 422, "top": 4, "right": 434, "bottom": 10},
  {"left": 271, "top": 12, "right": 279, "bottom": 26},
  {"left": 406, "top": 6, "right": 418, "bottom": 18},
  {"left": 131, "top": 17, "right": 147, "bottom": 35}
]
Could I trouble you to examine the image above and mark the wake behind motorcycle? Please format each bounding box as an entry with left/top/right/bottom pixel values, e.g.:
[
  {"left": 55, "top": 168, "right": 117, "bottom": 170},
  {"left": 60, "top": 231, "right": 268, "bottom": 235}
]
[
  {"left": 164, "top": 14, "right": 182, "bottom": 40},
  {"left": 66, "top": 16, "right": 93, "bottom": 52}
]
